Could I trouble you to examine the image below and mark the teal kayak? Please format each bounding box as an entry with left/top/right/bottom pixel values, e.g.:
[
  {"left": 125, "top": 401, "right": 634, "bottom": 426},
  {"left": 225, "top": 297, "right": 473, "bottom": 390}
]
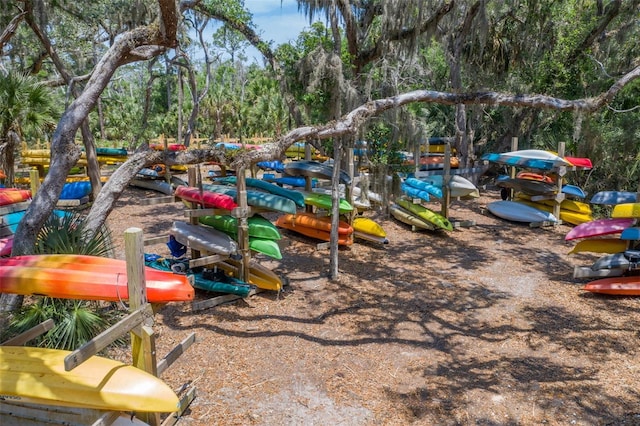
[
  {"left": 215, "top": 176, "right": 305, "bottom": 208},
  {"left": 203, "top": 184, "right": 297, "bottom": 214}
]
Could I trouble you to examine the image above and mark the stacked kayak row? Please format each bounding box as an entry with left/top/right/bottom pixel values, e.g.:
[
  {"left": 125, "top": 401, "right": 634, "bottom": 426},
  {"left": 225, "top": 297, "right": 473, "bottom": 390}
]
[{"left": 567, "top": 197, "right": 640, "bottom": 295}]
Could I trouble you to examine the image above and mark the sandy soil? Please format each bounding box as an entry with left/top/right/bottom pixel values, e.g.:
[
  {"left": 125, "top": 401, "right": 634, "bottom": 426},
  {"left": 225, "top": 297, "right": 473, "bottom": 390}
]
[{"left": 106, "top": 183, "right": 640, "bottom": 426}]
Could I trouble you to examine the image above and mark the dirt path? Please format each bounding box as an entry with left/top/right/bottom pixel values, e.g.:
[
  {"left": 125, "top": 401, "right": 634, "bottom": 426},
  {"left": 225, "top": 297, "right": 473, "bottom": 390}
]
[{"left": 107, "top": 185, "right": 640, "bottom": 426}]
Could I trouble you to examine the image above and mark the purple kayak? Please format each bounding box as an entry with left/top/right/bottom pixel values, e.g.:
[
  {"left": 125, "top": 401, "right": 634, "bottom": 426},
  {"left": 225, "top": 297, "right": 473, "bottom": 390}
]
[{"left": 564, "top": 218, "right": 636, "bottom": 241}]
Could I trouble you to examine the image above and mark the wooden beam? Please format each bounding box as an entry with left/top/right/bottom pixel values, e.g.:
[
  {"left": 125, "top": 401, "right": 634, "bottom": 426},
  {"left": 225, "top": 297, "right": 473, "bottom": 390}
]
[
  {"left": 1, "top": 319, "right": 54, "bottom": 346},
  {"left": 64, "top": 304, "right": 154, "bottom": 371},
  {"left": 156, "top": 333, "right": 197, "bottom": 376},
  {"left": 188, "top": 254, "right": 225, "bottom": 268}
]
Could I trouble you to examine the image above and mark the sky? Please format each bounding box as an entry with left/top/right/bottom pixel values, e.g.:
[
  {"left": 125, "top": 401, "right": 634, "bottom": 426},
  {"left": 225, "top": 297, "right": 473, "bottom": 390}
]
[{"left": 235, "top": 0, "right": 320, "bottom": 63}]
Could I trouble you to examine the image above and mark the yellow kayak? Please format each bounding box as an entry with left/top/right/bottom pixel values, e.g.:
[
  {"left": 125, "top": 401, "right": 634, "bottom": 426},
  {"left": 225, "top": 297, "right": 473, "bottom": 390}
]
[
  {"left": 612, "top": 202, "right": 640, "bottom": 218},
  {"left": 514, "top": 200, "right": 592, "bottom": 225},
  {"left": 516, "top": 193, "right": 591, "bottom": 214},
  {"left": 0, "top": 346, "right": 179, "bottom": 413},
  {"left": 568, "top": 238, "right": 629, "bottom": 255},
  {"left": 217, "top": 258, "right": 283, "bottom": 291},
  {"left": 352, "top": 217, "right": 388, "bottom": 244}
]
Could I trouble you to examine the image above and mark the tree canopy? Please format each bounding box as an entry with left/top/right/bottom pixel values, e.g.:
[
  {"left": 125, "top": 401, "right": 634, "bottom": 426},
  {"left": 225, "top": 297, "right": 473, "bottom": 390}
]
[{"left": 0, "top": 0, "right": 638, "bottom": 261}]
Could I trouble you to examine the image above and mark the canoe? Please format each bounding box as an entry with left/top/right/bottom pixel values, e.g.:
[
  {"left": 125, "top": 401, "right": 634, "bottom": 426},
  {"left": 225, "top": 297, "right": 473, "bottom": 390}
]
[
  {"left": 513, "top": 199, "right": 592, "bottom": 226},
  {"left": 404, "top": 178, "right": 442, "bottom": 198},
  {"left": 129, "top": 177, "right": 173, "bottom": 195},
  {"left": 496, "top": 177, "right": 557, "bottom": 196},
  {"left": 96, "top": 147, "right": 128, "bottom": 157},
  {"left": 215, "top": 176, "right": 306, "bottom": 208},
  {"left": 611, "top": 202, "right": 640, "bottom": 219},
  {"left": 247, "top": 237, "right": 282, "bottom": 259},
  {"left": 516, "top": 171, "right": 554, "bottom": 184},
  {"left": 0, "top": 254, "right": 194, "bottom": 302},
  {"left": 170, "top": 221, "right": 238, "bottom": 256},
  {"left": 564, "top": 156, "right": 593, "bottom": 169},
  {"left": 1, "top": 210, "right": 69, "bottom": 234},
  {"left": 0, "top": 236, "right": 12, "bottom": 256},
  {"left": 0, "top": 188, "right": 31, "bottom": 206},
  {"left": 412, "top": 175, "right": 479, "bottom": 198},
  {"left": 481, "top": 149, "right": 573, "bottom": 171},
  {"left": 137, "top": 164, "right": 166, "bottom": 178},
  {"left": 352, "top": 217, "right": 388, "bottom": 244},
  {"left": 515, "top": 194, "right": 591, "bottom": 214},
  {"left": 401, "top": 182, "right": 431, "bottom": 203},
  {"left": 590, "top": 191, "right": 639, "bottom": 205},
  {"left": 59, "top": 181, "right": 92, "bottom": 200},
  {"left": 174, "top": 185, "right": 238, "bottom": 210},
  {"left": 0, "top": 346, "right": 180, "bottom": 413},
  {"left": 284, "top": 160, "right": 351, "bottom": 185},
  {"left": 276, "top": 213, "right": 353, "bottom": 245},
  {"left": 150, "top": 143, "right": 186, "bottom": 151},
  {"left": 487, "top": 200, "right": 557, "bottom": 224},
  {"left": 203, "top": 184, "right": 297, "bottom": 214},
  {"left": 565, "top": 218, "right": 636, "bottom": 241},
  {"left": 263, "top": 175, "right": 316, "bottom": 188},
  {"left": 199, "top": 214, "right": 281, "bottom": 240},
  {"left": 216, "top": 258, "right": 283, "bottom": 291},
  {"left": 561, "top": 184, "right": 587, "bottom": 199},
  {"left": 257, "top": 160, "right": 286, "bottom": 173},
  {"left": 621, "top": 227, "right": 640, "bottom": 241},
  {"left": 417, "top": 155, "right": 460, "bottom": 170},
  {"left": 302, "top": 192, "right": 353, "bottom": 213},
  {"left": 591, "top": 251, "right": 639, "bottom": 271},
  {"left": 389, "top": 203, "right": 436, "bottom": 231},
  {"left": 568, "top": 238, "right": 629, "bottom": 255},
  {"left": 396, "top": 198, "right": 453, "bottom": 231},
  {"left": 583, "top": 276, "right": 640, "bottom": 296}
]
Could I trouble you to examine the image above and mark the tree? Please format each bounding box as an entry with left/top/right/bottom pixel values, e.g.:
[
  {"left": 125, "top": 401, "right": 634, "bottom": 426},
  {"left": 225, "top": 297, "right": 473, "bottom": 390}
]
[{"left": 0, "top": 71, "right": 58, "bottom": 185}]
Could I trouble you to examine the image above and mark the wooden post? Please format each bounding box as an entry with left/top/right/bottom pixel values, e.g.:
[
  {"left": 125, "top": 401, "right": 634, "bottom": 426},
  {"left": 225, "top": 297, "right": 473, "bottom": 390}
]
[
  {"left": 441, "top": 142, "right": 451, "bottom": 218},
  {"left": 554, "top": 142, "right": 566, "bottom": 222},
  {"left": 186, "top": 167, "right": 201, "bottom": 259},
  {"left": 235, "top": 168, "right": 251, "bottom": 283},
  {"left": 508, "top": 137, "right": 518, "bottom": 199},
  {"left": 124, "top": 227, "right": 160, "bottom": 426},
  {"left": 29, "top": 169, "right": 40, "bottom": 195}
]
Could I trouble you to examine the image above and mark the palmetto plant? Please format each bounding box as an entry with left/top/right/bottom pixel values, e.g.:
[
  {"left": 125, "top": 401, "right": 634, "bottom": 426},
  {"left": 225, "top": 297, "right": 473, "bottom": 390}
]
[{"left": 0, "top": 212, "right": 124, "bottom": 349}]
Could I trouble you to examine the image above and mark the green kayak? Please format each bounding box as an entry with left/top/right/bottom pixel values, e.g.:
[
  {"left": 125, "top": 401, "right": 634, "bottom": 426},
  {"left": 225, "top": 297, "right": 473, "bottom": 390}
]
[
  {"left": 199, "top": 214, "right": 281, "bottom": 241},
  {"left": 303, "top": 192, "right": 353, "bottom": 214},
  {"left": 396, "top": 197, "right": 453, "bottom": 231}
]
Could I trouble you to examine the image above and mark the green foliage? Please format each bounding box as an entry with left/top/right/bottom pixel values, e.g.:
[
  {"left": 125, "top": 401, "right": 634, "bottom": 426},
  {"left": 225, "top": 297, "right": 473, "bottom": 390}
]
[{"left": 1, "top": 212, "right": 125, "bottom": 350}]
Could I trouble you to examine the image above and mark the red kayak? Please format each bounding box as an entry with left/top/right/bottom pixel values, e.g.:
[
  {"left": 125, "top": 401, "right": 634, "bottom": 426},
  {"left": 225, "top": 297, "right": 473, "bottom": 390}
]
[
  {"left": 0, "top": 254, "right": 194, "bottom": 302},
  {"left": 174, "top": 185, "right": 238, "bottom": 210},
  {"left": 0, "top": 188, "right": 31, "bottom": 206},
  {"left": 583, "top": 276, "right": 640, "bottom": 296},
  {"left": 565, "top": 156, "right": 593, "bottom": 169}
]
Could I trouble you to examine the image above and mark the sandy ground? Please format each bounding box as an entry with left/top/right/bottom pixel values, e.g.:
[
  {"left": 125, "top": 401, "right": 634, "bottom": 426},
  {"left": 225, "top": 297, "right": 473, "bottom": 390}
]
[{"left": 105, "top": 183, "right": 640, "bottom": 426}]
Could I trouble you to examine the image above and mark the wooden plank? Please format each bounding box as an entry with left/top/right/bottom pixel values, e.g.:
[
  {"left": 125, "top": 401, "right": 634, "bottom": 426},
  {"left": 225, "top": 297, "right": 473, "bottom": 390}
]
[
  {"left": 64, "top": 304, "right": 154, "bottom": 371},
  {"left": 188, "top": 254, "right": 225, "bottom": 269},
  {"left": 0, "top": 201, "right": 30, "bottom": 216},
  {"left": 156, "top": 333, "right": 196, "bottom": 376},
  {"left": 191, "top": 289, "right": 261, "bottom": 312},
  {"left": 0, "top": 401, "right": 113, "bottom": 426},
  {"left": 139, "top": 195, "right": 177, "bottom": 206},
  {"left": 529, "top": 220, "right": 561, "bottom": 228},
  {"left": 91, "top": 411, "right": 121, "bottom": 426},
  {"left": 161, "top": 386, "right": 197, "bottom": 426},
  {"left": 573, "top": 266, "right": 626, "bottom": 279},
  {"left": 1, "top": 319, "right": 54, "bottom": 346},
  {"left": 56, "top": 195, "right": 90, "bottom": 207},
  {"left": 144, "top": 235, "right": 169, "bottom": 246},
  {"left": 183, "top": 208, "right": 228, "bottom": 218}
]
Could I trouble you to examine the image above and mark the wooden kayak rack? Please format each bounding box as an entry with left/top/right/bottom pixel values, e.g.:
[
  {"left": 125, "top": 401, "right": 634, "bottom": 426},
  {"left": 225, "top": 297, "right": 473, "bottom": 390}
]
[{"left": 0, "top": 227, "right": 196, "bottom": 426}]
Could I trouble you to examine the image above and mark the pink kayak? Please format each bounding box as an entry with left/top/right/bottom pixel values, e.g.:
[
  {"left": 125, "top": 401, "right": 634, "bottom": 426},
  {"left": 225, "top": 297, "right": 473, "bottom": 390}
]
[{"left": 564, "top": 217, "right": 636, "bottom": 241}]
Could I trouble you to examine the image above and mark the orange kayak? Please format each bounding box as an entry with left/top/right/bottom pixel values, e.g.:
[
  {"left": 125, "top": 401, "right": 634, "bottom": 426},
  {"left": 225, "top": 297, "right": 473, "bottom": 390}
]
[
  {"left": 0, "top": 188, "right": 31, "bottom": 206},
  {"left": 583, "top": 276, "right": 640, "bottom": 296},
  {"left": 0, "top": 254, "right": 194, "bottom": 302},
  {"left": 276, "top": 213, "right": 353, "bottom": 245}
]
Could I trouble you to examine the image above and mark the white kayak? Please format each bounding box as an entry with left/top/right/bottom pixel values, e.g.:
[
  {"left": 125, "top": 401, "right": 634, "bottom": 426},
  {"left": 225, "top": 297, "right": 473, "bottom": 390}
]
[{"left": 487, "top": 200, "right": 557, "bottom": 223}]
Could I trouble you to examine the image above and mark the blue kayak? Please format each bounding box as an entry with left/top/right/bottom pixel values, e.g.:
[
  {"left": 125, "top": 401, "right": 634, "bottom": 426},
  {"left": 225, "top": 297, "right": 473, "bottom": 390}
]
[{"left": 60, "top": 181, "right": 92, "bottom": 200}]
